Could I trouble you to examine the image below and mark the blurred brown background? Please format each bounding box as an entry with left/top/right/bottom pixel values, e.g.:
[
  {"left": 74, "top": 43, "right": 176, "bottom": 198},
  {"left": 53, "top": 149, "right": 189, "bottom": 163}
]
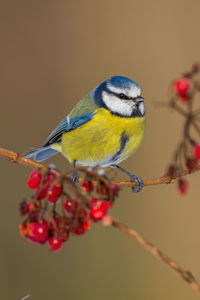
[{"left": 1, "top": 0, "right": 200, "bottom": 299}]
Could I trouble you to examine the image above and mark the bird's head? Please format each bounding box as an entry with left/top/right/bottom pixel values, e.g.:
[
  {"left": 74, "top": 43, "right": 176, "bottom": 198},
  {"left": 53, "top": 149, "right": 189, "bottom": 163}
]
[{"left": 92, "top": 76, "right": 145, "bottom": 117}]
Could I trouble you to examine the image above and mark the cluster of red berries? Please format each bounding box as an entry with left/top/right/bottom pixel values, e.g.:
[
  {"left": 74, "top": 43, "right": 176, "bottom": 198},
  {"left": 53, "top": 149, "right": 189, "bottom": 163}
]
[
  {"left": 167, "top": 64, "right": 200, "bottom": 195},
  {"left": 19, "top": 170, "right": 119, "bottom": 252}
]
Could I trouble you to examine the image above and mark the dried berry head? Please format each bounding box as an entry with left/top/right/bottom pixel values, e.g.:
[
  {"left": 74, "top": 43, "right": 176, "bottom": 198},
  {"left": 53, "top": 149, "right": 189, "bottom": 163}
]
[{"left": 177, "top": 178, "right": 189, "bottom": 196}]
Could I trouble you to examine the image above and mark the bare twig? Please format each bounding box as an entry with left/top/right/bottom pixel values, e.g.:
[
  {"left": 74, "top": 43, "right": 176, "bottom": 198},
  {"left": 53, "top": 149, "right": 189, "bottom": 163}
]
[
  {"left": 1, "top": 147, "right": 200, "bottom": 188},
  {"left": 110, "top": 217, "right": 200, "bottom": 296}
]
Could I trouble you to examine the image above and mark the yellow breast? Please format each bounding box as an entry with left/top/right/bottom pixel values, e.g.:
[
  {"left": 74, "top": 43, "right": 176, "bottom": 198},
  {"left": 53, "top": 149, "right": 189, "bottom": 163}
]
[{"left": 54, "top": 108, "right": 146, "bottom": 166}]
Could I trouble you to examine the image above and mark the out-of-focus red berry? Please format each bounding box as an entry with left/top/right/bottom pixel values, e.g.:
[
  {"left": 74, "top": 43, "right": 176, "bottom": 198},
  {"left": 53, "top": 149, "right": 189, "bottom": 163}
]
[
  {"left": 27, "top": 170, "right": 42, "bottom": 189},
  {"left": 19, "top": 223, "right": 27, "bottom": 238},
  {"left": 44, "top": 172, "right": 56, "bottom": 184},
  {"left": 90, "top": 200, "right": 111, "bottom": 222},
  {"left": 27, "top": 221, "right": 36, "bottom": 237},
  {"left": 82, "top": 219, "right": 90, "bottom": 232},
  {"left": 48, "top": 236, "right": 63, "bottom": 252},
  {"left": 48, "top": 183, "right": 62, "bottom": 203},
  {"left": 91, "top": 197, "right": 99, "bottom": 204},
  {"left": 177, "top": 178, "right": 189, "bottom": 196},
  {"left": 32, "top": 223, "right": 49, "bottom": 243},
  {"left": 36, "top": 185, "right": 49, "bottom": 200},
  {"left": 39, "top": 217, "right": 48, "bottom": 227},
  {"left": 90, "top": 205, "right": 104, "bottom": 222},
  {"left": 194, "top": 145, "right": 200, "bottom": 160},
  {"left": 27, "top": 221, "right": 38, "bottom": 243},
  {"left": 81, "top": 181, "right": 94, "bottom": 193},
  {"left": 64, "top": 198, "right": 79, "bottom": 213},
  {"left": 100, "top": 200, "right": 110, "bottom": 212},
  {"left": 26, "top": 218, "right": 49, "bottom": 244},
  {"left": 173, "top": 78, "right": 191, "bottom": 97},
  {"left": 72, "top": 218, "right": 90, "bottom": 235}
]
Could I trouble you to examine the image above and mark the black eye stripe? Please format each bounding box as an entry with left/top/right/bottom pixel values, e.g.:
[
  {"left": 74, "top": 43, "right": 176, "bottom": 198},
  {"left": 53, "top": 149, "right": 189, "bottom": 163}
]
[
  {"left": 118, "top": 93, "right": 130, "bottom": 100},
  {"left": 106, "top": 89, "right": 140, "bottom": 101}
]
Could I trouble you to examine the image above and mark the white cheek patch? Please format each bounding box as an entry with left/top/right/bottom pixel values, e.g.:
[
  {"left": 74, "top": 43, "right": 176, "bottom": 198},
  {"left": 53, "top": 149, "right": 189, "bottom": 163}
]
[
  {"left": 139, "top": 102, "right": 145, "bottom": 116},
  {"left": 107, "top": 83, "right": 141, "bottom": 99},
  {"left": 102, "top": 91, "right": 135, "bottom": 116}
]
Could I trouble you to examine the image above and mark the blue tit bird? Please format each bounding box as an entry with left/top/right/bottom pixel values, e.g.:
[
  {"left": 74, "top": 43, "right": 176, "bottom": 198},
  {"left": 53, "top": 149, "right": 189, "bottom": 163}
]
[{"left": 25, "top": 76, "right": 146, "bottom": 193}]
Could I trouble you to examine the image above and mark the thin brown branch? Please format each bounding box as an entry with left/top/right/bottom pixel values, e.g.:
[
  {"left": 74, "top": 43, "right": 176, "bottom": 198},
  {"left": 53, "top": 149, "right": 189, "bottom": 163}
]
[
  {"left": 1, "top": 146, "right": 200, "bottom": 295},
  {"left": 1, "top": 147, "right": 200, "bottom": 188},
  {"left": 109, "top": 217, "right": 200, "bottom": 296}
]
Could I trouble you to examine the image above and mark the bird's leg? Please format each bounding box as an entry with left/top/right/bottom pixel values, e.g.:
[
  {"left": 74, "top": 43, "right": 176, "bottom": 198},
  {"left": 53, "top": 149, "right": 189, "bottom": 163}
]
[
  {"left": 71, "top": 160, "right": 79, "bottom": 183},
  {"left": 111, "top": 164, "right": 143, "bottom": 194}
]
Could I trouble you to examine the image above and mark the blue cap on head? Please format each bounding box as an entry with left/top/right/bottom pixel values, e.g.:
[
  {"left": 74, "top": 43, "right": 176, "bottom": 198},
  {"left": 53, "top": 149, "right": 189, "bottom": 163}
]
[{"left": 107, "top": 76, "right": 140, "bottom": 90}]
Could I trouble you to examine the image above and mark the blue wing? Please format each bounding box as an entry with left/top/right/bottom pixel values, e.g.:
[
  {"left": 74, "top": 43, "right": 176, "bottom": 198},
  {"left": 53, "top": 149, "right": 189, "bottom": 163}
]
[
  {"left": 43, "top": 112, "right": 94, "bottom": 147},
  {"left": 24, "top": 93, "right": 98, "bottom": 162}
]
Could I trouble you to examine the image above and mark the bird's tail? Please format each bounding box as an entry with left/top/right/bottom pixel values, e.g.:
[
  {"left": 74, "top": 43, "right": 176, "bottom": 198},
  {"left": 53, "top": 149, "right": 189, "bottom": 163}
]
[{"left": 24, "top": 145, "right": 58, "bottom": 162}]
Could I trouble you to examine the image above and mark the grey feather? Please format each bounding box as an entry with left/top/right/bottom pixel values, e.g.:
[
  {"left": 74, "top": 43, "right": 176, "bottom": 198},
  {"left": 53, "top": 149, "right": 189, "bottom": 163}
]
[{"left": 24, "top": 146, "right": 58, "bottom": 162}]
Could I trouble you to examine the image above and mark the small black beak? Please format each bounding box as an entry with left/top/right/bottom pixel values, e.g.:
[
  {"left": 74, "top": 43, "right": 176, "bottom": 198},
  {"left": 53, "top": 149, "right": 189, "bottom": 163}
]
[{"left": 135, "top": 96, "right": 144, "bottom": 103}]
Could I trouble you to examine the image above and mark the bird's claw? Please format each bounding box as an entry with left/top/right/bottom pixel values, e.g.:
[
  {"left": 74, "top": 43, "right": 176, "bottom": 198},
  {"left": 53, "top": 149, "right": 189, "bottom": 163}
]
[
  {"left": 71, "top": 171, "right": 79, "bottom": 183},
  {"left": 130, "top": 175, "right": 143, "bottom": 194}
]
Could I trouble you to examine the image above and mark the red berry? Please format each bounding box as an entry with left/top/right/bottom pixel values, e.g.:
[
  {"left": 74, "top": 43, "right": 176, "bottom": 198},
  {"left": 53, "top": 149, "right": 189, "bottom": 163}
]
[
  {"left": 174, "top": 78, "right": 191, "bottom": 97},
  {"left": 27, "top": 221, "right": 38, "bottom": 243},
  {"left": 36, "top": 185, "right": 49, "bottom": 200},
  {"left": 48, "top": 183, "right": 62, "bottom": 203},
  {"left": 194, "top": 145, "right": 200, "bottom": 160},
  {"left": 32, "top": 223, "right": 49, "bottom": 243},
  {"left": 90, "top": 200, "right": 110, "bottom": 222},
  {"left": 82, "top": 219, "right": 90, "bottom": 232},
  {"left": 81, "top": 181, "right": 94, "bottom": 193},
  {"left": 177, "top": 178, "right": 189, "bottom": 196},
  {"left": 72, "top": 218, "right": 90, "bottom": 235},
  {"left": 100, "top": 200, "right": 110, "bottom": 212},
  {"left": 48, "top": 236, "right": 63, "bottom": 252},
  {"left": 91, "top": 197, "right": 99, "bottom": 204},
  {"left": 27, "top": 221, "right": 36, "bottom": 237},
  {"left": 64, "top": 198, "right": 79, "bottom": 213},
  {"left": 44, "top": 172, "right": 56, "bottom": 184},
  {"left": 39, "top": 217, "right": 48, "bottom": 227},
  {"left": 27, "top": 218, "right": 49, "bottom": 244},
  {"left": 90, "top": 206, "right": 104, "bottom": 222},
  {"left": 19, "top": 223, "right": 27, "bottom": 238},
  {"left": 27, "top": 170, "right": 42, "bottom": 189}
]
